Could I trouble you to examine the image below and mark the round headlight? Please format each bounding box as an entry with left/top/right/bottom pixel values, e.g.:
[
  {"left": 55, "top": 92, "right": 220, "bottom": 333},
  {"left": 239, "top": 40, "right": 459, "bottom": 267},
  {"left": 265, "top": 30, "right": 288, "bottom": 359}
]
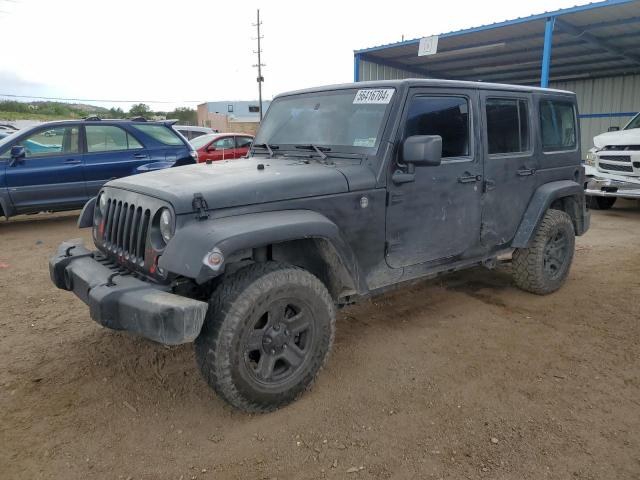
[{"left": 159, "top": 208, "right": 174, "bottom": 243}]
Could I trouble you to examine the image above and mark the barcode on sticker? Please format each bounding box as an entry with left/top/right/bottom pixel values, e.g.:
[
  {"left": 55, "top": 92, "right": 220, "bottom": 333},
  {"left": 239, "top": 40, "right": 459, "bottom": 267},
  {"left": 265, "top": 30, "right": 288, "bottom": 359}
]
[{"left": 353, "top": 89, "right": 394, "bottom": 104}]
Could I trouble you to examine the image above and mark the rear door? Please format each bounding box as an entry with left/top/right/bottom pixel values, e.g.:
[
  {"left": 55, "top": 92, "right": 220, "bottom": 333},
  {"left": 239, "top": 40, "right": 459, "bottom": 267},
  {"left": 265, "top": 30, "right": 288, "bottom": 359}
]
[
  {"left": 2, "top": 124, "right": 85, "bottom": 212},
  {"left": 83, "top": 124, "right": 155, "bottom": 197},
  {"left": 480, "top": 92, "right": 537, "bottom": 245}
]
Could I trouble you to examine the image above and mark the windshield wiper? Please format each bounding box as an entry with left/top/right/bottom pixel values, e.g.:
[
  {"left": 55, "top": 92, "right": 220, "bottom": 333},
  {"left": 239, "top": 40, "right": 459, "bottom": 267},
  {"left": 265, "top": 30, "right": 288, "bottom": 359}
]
[
  {"left": 252, "top": 143, "right": 279, "bottom": 158},
  {"left": 295, "top": 144, "right": 330, "bottom": 160}
]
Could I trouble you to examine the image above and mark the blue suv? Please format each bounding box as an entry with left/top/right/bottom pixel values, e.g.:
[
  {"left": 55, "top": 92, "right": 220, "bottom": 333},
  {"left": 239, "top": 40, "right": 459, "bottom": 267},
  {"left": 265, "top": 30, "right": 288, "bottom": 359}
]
[{"left": 0, "top": 118, "right": 197, "bottom": 219}]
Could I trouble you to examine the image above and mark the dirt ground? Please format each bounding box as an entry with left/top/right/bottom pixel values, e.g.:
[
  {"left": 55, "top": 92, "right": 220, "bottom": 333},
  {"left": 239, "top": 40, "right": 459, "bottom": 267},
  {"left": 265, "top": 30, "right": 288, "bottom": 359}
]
[{"left": 1, "top": 202, "right": 639, "bottom": 480}]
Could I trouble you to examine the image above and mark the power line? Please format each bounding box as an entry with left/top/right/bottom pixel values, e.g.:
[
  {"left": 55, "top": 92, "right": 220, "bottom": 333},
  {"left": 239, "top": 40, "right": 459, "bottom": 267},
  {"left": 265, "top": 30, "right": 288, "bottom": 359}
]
[{"left": 0, "top": 93, "right": 203, "bottom": 104}]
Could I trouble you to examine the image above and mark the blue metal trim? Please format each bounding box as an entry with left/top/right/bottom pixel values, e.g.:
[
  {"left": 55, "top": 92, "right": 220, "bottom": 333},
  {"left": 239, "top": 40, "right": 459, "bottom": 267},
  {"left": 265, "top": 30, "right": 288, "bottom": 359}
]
[
  {"left": 541, "top": 17, "right": 555, "bottom": 88},
  {"left": 578, "top": 112, "right": 638, "bottom": 119},
  {"left": 354, "top": 53, "right": 361, "bottom": 82},
  {"left": 354, "top": 0, "right": 635, "bottom": 55}
]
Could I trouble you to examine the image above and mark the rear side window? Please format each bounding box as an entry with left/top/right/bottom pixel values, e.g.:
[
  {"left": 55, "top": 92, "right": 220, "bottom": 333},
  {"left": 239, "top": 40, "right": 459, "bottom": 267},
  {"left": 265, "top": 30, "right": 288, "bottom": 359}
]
[
  {"left": 236, "top": 136, "right": 253, "bottom": 148},
  {"left": 132, "top": 124, "right": 183, "bottom": 145},
  {"left": 404, "top": 96, "right": 470, "bottom": 158},
  {"left": 86, "top": 125, "right": 142, "bottom": 153},
  {"left": 486, "top": 98, "right": 529, "bottom": 154},
  {"left": 540, "top": 100, "right": 576, "bottom": 151}
]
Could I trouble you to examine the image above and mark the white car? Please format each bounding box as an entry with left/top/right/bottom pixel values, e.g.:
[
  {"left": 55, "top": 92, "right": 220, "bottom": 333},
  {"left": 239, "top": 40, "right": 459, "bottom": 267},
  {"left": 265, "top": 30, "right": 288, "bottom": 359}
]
[
  {"left": 174, "top": 125, "right": 216, "bottom": 140},
  {"left": 584, "top": 112, "right": 640, "bottom": 209}
]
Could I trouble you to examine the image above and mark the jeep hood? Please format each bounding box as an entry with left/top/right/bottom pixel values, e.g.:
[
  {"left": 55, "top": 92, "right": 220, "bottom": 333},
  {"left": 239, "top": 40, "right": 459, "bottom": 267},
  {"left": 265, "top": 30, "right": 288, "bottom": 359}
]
[
  {"left": 107, "top": 157, "right": 353, "bottom": 214},
  {"left": 593, "top": 128, "right": 640, "bottom": 149}
]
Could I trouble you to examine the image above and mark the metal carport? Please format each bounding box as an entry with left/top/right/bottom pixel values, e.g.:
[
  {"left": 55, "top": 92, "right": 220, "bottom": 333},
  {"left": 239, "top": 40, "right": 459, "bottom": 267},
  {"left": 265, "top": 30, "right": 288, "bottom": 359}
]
[{"left": 353, "top": 0, "right": 640, "bottom": 154}]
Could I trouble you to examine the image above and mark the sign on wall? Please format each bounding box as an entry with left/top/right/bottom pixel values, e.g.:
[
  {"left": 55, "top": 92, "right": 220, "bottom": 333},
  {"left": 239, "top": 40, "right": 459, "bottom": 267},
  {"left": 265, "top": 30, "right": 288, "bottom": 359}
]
[{"left": 418, "top": 35, "right": 439, "bottom": 56}]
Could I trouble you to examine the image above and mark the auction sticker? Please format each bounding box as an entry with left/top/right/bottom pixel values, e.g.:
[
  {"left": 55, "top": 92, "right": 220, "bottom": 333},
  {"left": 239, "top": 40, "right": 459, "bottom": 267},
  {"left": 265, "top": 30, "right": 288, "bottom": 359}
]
[{"left": 353, "top": 88, "right": 394, "bottom": 104}]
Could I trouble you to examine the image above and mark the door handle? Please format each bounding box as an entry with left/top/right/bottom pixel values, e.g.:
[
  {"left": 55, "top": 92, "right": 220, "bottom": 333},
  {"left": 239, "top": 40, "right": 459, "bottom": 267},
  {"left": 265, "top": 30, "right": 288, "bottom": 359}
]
[
  {"left": 133, "top": 153, "right": 149, "bottom": 159},
  {"left": 517, "top": 168, "right": 536, "bottom": 176},
  {"left": 458, "top": 174, "right": 482, "bottom": 184},
  {"left": 64, "top": 159, "right": 81, "bottom": 164}
]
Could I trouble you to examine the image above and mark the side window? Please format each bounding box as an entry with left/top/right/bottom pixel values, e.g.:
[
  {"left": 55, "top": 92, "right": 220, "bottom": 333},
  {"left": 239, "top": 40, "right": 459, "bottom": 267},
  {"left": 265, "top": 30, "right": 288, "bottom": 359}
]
[
  {"left": 540, "top": 100, "right": 576, "bottom": 151},
  {"left": 191, "top": 131, "right": 205, "bottom": 139},
  {"left": 213, "top": 137, "right": 235, "bottom": 149},
  {"left": 5, "top": 126, "right": 79, "bottom": 158},
  {"left": 486, "top": 98, "right": 529, "bottom": 154},
  {"left": 132, "top": 124, "right": 183, "bottom": 145},
  {"left": 236, "top": 136, "right": 253, "bottom": 148},
  {"left": 405, "top": 96, "right": 470, "bottom": 158},
  {"left": 86, "top": 125, "right": 142, "bottom": 153}
]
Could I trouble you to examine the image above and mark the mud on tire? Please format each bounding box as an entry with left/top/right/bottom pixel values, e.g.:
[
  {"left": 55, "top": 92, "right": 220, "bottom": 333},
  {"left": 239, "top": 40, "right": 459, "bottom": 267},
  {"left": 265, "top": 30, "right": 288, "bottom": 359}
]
[
  {"left": 194, "top": 262, "right": 336, "bottom": 413},
  {"left": 512, "top": 209, "right": 575, "bottom": 295}
]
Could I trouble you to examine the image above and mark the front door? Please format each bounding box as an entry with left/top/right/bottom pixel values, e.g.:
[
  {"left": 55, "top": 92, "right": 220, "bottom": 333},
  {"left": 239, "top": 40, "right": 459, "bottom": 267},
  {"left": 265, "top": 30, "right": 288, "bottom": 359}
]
[
  {"left": 385, "top": 89, "right": 483, "bottom": 268},
  {"left": 480, "top": 93, "right": 537, "bottom": 245},
  {"left": 3, "top": 124, "right": 85, "bottom": 212},
  {"left": 202, "top": 136, "right": 236, "bottom": 161}
]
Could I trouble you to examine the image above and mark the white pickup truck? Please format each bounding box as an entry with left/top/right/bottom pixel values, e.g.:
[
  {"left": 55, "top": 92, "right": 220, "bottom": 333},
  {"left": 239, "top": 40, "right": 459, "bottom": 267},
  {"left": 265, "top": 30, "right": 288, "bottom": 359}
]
[{"left": 585, "top": 112, "right": 640, "bottom": 209}]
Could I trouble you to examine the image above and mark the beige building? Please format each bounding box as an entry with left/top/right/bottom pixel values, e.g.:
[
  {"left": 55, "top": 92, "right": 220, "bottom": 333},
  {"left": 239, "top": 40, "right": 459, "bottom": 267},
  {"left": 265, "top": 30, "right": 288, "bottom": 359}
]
[{"left": 197, "top": 100, "right": 271, "bottom": 136}]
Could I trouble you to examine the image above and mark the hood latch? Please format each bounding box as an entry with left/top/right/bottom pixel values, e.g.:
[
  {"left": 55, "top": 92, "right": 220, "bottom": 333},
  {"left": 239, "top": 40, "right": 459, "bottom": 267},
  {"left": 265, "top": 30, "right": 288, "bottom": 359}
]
[{"left": 192, "top": 193, "right": 209, "bottom": 220}]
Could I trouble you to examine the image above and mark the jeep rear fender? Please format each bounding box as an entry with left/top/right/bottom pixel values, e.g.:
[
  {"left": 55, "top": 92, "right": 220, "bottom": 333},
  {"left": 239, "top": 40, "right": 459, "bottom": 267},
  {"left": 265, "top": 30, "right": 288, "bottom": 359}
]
[
  {"left": 159, "top": 210, "right": 360, "bottom": 291},
  {"left": 512, "top": 180, "right": 586, "bottom": 248}
]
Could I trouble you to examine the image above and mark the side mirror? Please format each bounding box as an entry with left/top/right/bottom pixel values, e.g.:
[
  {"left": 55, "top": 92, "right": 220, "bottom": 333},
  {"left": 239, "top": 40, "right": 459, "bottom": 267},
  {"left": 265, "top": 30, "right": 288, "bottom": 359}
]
[
  {"left": 608, "top": 126, "right": 620, "bottom": 132},
  {"left": 402, "top": 135, "right": 442, "bottom": 167},
  {"left": 8, "top": 145, "right": 26, "bottom": 166},
  {"left": 10, "top": 145, "right": 26, "bottom": 159}
]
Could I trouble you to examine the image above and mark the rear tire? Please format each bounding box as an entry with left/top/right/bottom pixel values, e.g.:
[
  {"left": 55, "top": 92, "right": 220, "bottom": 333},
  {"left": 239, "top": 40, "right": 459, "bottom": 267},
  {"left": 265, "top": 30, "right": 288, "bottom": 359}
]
[
  {"left": 195, "top": 262, "right": 335, "bottom": 413},
  {"left": 587, "top": 196, "right": 616, "bottom": 210},
  {"left": 512, "top": 209, "right": 575, "bottom": 295}
]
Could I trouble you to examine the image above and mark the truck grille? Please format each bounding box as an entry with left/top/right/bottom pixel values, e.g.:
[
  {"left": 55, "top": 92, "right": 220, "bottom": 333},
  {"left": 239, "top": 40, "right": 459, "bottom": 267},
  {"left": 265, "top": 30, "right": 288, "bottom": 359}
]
[
  {"left": 603, "top": 145, "right": 640, "bottom": 151},
  {"left": 102, "top": 198, "right": 151, "bottom": 265},
  {"left": 599, "top": 162, "right": 633, "bottom": 173},
  {"left": 599, "top": 155, "right": 631, "bottom": 162}
]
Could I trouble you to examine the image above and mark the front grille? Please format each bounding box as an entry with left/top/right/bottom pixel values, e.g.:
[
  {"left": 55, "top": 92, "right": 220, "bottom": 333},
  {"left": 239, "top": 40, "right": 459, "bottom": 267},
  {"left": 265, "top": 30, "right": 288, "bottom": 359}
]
[
  {"left": 599, "top": 155, "right": 631, "bottom": 162},
  {"left": 603, "top": 145, "right": 640, "bottom": 151},
  {"left": 599, "top": 162, "right": 633, "bottom": 173},
  {"left": 102, "top": 198, "right": 151, "bottom": 265}
]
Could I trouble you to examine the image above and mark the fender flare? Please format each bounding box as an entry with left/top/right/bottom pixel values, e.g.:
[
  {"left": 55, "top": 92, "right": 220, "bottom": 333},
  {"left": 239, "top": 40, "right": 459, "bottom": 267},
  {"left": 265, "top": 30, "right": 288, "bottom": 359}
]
[
  {"left": 159, "top": 209, "right": 361, "bottom": 287},
  {"left": 511, "top": 180, "right": 583, "bottom": 248}
]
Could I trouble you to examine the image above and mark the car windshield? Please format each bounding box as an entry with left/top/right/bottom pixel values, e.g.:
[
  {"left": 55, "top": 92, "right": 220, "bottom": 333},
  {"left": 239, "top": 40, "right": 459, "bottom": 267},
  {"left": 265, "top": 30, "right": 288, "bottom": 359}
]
[
  {"left": 254, "top": 88, "right": 394, "bottom": 152},
  {"left": 190, "top": 133, "right": 218, "bottom": 148},
  {"left": 624, "top": 113, "right": 640, "bottom": 130},
  {"left": 0, "top": 129, "right": 19, "bottom": 149}
]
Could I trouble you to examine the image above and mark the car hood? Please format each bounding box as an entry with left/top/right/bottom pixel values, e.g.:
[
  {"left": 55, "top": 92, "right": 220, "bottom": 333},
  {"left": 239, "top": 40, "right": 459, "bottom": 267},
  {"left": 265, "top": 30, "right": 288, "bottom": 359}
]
[
  {"left": 107, "top": 157, "right": 352, "bottom": 214},
  {"left": 593, "top": 128, "right": 640, "bottom": 149}
]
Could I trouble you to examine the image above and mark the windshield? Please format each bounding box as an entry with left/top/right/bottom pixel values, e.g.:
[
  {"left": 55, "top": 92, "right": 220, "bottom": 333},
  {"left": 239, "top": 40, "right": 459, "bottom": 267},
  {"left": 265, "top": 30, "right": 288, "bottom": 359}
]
[
  {"left": 190, "top": 133, "right": 217, "bottom": 148},
  {"left": 254, "top": 88, "right": 394, "bottom": 152},
  {"left": 0, "top": 129, "right": 19, "bottom": 149},
  {"left": 624, "top": 112, "right": 640, "bottom": 130}
]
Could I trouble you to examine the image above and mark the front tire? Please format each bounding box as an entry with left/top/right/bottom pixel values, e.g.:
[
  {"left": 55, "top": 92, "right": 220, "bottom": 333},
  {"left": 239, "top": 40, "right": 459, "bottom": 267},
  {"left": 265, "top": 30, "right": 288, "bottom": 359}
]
[
  {"left": 195, "top": 262, "right": 336, "bottom": 413},
  {"left": 587, "top": 196, "right": 616, "bottom": 210},
  {"left": 512, "top": 209, "right": 575, "bottom": 295}
]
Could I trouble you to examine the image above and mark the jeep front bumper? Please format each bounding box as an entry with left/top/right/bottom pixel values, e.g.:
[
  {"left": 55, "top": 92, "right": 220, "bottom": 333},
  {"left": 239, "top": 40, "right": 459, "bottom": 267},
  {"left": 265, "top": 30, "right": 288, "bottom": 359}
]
[
  {"left": 49, "top": 240, "right": 208, "bottom": 345},
  {"left": 584, "top": 165, "right": 640, "bottom": 199}
]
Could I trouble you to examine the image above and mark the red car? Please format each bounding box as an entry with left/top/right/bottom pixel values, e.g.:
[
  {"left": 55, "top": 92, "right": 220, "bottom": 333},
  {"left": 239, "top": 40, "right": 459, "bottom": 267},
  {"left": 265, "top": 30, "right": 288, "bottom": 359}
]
[{"left": 190, "top": 132, "right": 254, "bottom": 163}]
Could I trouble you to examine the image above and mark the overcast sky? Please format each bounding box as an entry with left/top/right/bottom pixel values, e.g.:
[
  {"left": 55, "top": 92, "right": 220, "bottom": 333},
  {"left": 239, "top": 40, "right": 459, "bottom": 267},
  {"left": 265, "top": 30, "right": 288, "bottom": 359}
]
[{"left": 0, "top": 0, "right": 590, "bottom": 111}]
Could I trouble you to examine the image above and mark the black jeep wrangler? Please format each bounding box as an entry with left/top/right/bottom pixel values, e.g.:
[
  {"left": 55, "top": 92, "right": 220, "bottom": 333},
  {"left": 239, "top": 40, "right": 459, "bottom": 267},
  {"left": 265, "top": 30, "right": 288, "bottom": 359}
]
[{"left": 50, "top": 80, "right": 589, "bottom": 412}]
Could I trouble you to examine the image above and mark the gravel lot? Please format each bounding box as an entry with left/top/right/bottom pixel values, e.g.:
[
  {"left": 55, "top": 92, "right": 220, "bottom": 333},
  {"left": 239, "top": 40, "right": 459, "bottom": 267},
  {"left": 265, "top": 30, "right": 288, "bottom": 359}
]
[{"left": 1, "top": 203, "right": 639, "bottom": 479}]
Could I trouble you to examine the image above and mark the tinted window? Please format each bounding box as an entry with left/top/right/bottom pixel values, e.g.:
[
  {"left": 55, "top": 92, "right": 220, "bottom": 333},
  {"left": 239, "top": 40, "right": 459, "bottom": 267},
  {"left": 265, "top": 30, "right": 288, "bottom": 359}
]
[
  {"left": 405, "top": 96, "right": 469, "bottom": 158},
  {"left": 213, "top": 137, "right": 235, "bottom": 149},
  {"left": 249, "top": 105, "right": 260, "bottom": 113},
  {"left": 86, "top": 125, "right": 142, "bottom": 153},
  {"left": 236, "top": 136, "right": 253, "bottom": 148},
  {"left": 540, "top": 100, "right": 576, "bottom": 151},
  {"left": 1, "top": 126, "right": 79, "bottom": 158},
  {"left": 486, "top": 98, "right": 529, "bottom": 154},
  {"left": 132, "top": 124, "right": 183, "bottom": 145}
]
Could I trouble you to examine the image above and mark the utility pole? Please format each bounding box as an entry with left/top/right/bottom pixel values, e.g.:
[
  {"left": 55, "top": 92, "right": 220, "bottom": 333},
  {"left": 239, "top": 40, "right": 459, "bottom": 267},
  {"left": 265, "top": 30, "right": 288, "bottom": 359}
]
[{"left": 252, "top": 9, "right": 265, "bottom": 121}]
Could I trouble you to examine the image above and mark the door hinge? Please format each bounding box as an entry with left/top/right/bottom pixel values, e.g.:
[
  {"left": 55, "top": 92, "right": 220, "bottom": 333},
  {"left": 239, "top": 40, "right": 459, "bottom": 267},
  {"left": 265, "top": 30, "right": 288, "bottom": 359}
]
[
  {"left": 192, "top": 192, "right": 209, "bottom": 220},
  {"left": 385, "top": 239, "right": 402, "bottom": 255},
  {"left": 387, "top": 191, "right": 404, "bottom": 206}
]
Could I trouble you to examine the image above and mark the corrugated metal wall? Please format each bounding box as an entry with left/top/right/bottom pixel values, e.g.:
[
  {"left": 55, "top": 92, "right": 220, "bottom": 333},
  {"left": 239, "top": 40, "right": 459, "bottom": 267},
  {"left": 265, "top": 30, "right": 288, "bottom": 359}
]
[
  {"left": 358, "top": 59, "right": 426, "bottom": 81},
  {"left": 357, "top": 60, "right": 640, "bottom": 157},
  {"left": 551, "top": 74, "right": 640, "bottom": 154}
]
